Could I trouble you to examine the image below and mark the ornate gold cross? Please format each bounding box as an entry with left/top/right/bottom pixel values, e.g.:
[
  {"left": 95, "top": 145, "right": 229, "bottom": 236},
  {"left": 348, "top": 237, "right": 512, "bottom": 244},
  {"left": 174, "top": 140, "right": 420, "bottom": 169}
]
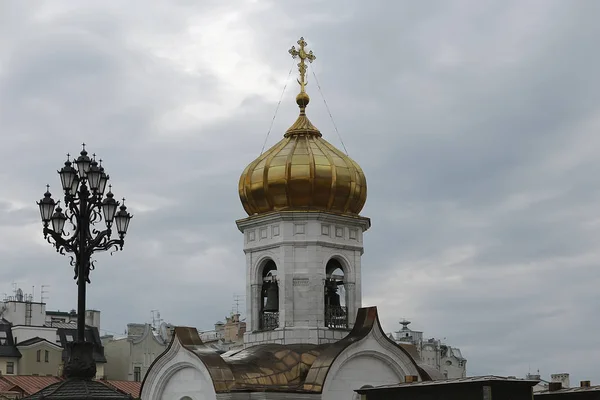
[{"left": 289, "top": 37, "right": 316, "bottom": 93}]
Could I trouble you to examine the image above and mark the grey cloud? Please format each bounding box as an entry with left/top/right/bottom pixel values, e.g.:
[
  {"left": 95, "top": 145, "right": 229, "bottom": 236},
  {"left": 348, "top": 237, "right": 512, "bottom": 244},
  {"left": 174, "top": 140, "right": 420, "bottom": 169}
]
[{"left": 1, "top": 0, "right": 599, "bottom": 385}]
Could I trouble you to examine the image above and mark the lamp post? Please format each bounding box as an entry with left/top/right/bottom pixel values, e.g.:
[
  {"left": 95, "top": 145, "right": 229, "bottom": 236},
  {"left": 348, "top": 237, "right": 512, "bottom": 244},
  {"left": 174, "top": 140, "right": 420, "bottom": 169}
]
[{"left": 36, "top": 144, "right": 132, "bottom": 382}]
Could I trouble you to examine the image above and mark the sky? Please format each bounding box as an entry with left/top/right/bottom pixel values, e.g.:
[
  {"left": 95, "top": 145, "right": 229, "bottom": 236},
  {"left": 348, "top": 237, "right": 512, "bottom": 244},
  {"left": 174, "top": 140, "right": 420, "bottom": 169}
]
[{"left": 1, "top": 0, "right": 599, "bottom": 384}]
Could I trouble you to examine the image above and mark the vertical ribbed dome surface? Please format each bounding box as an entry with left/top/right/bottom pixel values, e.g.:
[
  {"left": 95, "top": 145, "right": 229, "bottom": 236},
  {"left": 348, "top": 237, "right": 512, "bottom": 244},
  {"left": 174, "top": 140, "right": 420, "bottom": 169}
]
[{"left": 238, "top": 110, "right": 367, "bottom": 216}]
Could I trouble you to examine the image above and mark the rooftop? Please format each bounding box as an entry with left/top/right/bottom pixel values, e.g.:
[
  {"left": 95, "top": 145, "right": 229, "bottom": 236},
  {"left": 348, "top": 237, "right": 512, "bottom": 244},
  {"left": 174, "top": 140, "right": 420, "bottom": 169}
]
[
  {"left": 536, "top": 385, "right": 600, "bottom": 395},
  {"left": 0, "top": 376, "right": 140, "bottom": 398},
  {"left": 102, "top": 380, "right": 142, "bottom": 398},
  {"left": 0, "top": 375, "right": 63, "bottom": 396},
  {"left": 356, "top": 376, "right": 539, "bottom": 392},
  {"left": 22, "top": 378, "right": 133, "bottom": 399}
]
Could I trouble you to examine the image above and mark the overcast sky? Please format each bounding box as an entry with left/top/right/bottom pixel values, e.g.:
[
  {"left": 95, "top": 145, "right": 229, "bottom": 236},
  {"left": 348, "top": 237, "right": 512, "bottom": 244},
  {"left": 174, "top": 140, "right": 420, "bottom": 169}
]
[{"left": 1, "top": 0, "right": 599, "bottom": 383}]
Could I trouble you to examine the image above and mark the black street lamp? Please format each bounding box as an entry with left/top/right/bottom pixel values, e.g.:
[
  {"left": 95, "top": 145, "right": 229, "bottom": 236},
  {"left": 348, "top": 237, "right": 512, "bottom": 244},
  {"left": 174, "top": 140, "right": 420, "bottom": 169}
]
[{"left": 29, "top": 144, "right": 134, "bottom": 399}]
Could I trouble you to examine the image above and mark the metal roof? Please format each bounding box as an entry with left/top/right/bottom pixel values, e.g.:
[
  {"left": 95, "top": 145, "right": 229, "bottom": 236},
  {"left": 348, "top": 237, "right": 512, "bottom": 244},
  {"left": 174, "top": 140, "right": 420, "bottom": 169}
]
[
  {"left": 142, "top": 307, "right": 426, "bottom": 394},
  {"left": 0, "top": 375, "right": 63, "bottom": 396},
  {"left": 0, "top": 319, "right": 21, "bottom": 358},
  {"left": 356, "top": 376, "right": 539, "bottom": 392},
  {"left": 536, "top": 385, "right": 600, "bottom": 395},
  {"left": 101, "top": 380, "right": 142, "bottom": 398}
]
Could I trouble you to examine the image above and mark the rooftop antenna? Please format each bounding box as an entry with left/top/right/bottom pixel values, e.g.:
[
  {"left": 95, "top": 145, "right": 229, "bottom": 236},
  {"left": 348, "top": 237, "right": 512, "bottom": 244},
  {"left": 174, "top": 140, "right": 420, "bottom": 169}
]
[
  {"left": 233, "top": 294, "right": 243, "bottom": 315},
  {"left": 399, "top": 318, "right": 411, "bottom": 330},
  {"left": 41, "top": 285, "right": 50, "bottom": 303}
]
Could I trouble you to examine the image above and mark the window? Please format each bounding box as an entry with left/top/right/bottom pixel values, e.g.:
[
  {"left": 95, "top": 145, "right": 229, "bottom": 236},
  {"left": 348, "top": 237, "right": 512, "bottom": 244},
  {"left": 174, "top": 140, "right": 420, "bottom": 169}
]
[
  {"left": 0, "top": 331, "right": 6, "bottom": 345},
  {"left": 134, "top": 366, "right": 141, "bottom": 382},
  {"left": 45, "top": 350, "right": 49, "bottom": 363},
  {"left": 37, "top": 349, "right": 41, "bottom": 362},
  {"left": 6, "top": 362, "right": 14, "bottom": 374}
]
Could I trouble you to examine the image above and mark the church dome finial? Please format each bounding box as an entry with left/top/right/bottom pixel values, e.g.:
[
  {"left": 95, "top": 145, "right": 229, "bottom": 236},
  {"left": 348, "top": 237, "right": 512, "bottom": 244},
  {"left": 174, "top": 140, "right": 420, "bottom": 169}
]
[
  {"left": 285, "top": 37, "right": 320, "bottom": 137},
  {"left": 239, "top": 37, "right": 367, "bottom": 216},
  {"left": 289, "top": 37, "right": 315, "bottom": 112}
]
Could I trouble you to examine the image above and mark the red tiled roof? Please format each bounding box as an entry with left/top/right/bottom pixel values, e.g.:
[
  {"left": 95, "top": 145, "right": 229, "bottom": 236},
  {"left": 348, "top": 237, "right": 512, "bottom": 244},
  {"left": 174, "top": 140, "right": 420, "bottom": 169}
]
[
  {"left": 0, "top": 376, "right": 142, "bottom": 398},
  {"left": 102, "top": 380, "right": 141, "bottom": 398},
  {"left": 0, "top": 377, "right": 14, "bottom": 391},
  {"left": 0, "top": 375, "right": 63, "bottom": 395}
]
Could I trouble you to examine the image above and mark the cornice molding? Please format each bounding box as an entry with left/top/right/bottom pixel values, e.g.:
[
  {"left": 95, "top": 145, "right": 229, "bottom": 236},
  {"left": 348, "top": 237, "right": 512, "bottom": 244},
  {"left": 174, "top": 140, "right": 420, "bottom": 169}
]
[
  {"left": 243, "top": 240, "right": 365, "bottom": 254},
  {"left": 236, "top": 211, "right": 371, "bottom": 232}
]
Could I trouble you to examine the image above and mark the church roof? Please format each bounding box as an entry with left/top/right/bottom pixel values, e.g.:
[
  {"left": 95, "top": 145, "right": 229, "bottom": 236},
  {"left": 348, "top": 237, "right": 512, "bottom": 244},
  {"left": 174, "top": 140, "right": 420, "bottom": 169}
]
[{"left": 143, "top": 307, "right": 432, "bottom": 394}]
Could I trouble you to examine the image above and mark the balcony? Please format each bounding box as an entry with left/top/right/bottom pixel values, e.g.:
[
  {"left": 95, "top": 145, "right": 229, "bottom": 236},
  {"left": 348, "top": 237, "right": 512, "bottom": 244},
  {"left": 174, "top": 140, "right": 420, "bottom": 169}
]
[
  {"left": 260, "top": 311, "right": 279, "bottom": 331},
  {"left": 325, "top": 305, "right": 348, "bottom": 329}
]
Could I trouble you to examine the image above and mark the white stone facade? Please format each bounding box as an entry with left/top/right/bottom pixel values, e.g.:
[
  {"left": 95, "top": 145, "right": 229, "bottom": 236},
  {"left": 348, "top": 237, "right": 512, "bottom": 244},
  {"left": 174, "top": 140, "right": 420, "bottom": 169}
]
[
  {"left": 236, "top": 211, "right": 370, "bottom": 347},
  {"left": 141, "top": 337, "right": 217, "bottom": 400},
  {"left": 321, "top": 318, "right": 420, "bottom": 400}
]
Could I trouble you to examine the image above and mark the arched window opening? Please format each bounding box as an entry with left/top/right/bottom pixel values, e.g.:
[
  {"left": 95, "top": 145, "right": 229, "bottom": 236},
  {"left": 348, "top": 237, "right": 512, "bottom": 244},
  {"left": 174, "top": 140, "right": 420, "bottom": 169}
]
[
  {"left": 324, "top": 259, "right": 348, "bottom": 329},
  {"left": 260, "top": 260, "right": 279, "bottom": 330}
]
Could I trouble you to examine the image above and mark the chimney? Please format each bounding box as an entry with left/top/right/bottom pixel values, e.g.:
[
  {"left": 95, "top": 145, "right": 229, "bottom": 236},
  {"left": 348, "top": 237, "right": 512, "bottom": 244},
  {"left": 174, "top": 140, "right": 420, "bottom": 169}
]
[
  {"left": 404, "top": 375, "right": 419, "bottom": 383},
  {"left": 581, "top": 381, "right": 591, "bottom": 388},
  {"left": 551, "top": 373, "right": 570, "bottom": 389},
  {"left": 549, "top": 382, "right": 562, "bottom": 392}
]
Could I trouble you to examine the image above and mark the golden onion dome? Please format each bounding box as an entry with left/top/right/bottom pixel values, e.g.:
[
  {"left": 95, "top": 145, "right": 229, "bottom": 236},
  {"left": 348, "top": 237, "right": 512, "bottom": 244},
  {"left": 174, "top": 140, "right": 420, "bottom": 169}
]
[{"left": 239, "top": 38, "right": 367, "bottom": 216}]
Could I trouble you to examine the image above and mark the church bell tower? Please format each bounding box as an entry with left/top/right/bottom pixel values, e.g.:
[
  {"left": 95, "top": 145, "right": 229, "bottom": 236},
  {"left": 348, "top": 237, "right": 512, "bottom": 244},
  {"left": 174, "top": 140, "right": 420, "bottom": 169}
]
[{"left": 236, "top": 37, "right": 370, "bottom": 347}]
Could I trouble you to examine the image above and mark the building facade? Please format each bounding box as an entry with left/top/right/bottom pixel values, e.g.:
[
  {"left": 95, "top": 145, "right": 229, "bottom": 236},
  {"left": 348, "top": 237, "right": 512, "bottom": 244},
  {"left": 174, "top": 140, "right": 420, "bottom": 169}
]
[
  {"left": 103, "top": 322, "right": 172, "bottom": 382},
  {"left": 199, "top": 313, "right": 246, "bottom": 353},
  {"left": 0, "top": 291, "right": 106, "bottom": 379},
  {"left": 389, "top": 320, "right": 467, "bottom": 379},
  {"left": 15, "top": 338, "right": 63, "bottom": 377}
]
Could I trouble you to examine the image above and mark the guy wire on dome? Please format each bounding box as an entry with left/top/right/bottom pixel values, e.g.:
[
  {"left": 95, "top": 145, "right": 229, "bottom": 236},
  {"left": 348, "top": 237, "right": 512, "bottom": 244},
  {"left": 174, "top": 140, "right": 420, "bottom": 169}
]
[
  {"left": 311, "top": 67, "right": 349, "bottom": 155},
  {"left": 261, "top": 60, "right": 295, "bottom": 155},
  {"left": 260, "top": 37, "right": 349, "bottom": 155}
]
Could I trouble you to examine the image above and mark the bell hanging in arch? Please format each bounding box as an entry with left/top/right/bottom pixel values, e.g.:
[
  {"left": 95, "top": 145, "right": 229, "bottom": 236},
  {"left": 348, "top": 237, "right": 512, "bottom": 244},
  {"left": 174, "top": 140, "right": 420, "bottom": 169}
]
[
  {"left": 325, "top": 281, "right": 341, "bottom": 307},
  {"left": 263, "top": 281, "right": 279, "bottom": 312}
]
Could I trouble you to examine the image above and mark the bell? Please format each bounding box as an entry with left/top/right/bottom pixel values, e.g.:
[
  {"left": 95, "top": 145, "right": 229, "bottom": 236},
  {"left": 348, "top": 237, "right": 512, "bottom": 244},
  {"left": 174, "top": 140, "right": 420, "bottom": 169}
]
[
  {"left": 325, "top": 283, "right": 341, "bottom": 307},
  {"left": 263, "top": 281, "right": 279, "bottom": 312},
  {"left": 327, "top": 291, "right": 341, "bottom": 307}
]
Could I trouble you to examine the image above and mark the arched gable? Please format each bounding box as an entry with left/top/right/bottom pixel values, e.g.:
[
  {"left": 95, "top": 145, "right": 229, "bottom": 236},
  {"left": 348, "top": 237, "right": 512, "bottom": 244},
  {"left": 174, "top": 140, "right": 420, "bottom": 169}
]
[
  {"left": 141, "top": 329, "right": 218, "bottom": 400},
  {"left": 319, "top": 310, "right": 421, "bottom": 400},
  {"left": 304, "top": 307, "right": 422, "bottom": 394},
  {"left": 131, "top": 323, "right": 167, "bottom": 346}
]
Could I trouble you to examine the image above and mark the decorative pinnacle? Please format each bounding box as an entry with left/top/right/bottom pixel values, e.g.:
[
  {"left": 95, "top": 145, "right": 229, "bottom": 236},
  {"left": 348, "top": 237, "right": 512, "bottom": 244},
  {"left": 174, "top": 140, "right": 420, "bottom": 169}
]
[
  {"left": 46, "top": 184, "right": 50, "bottom": 192},
  {"left": 289, "top": 37, "right": 316, "bottom": 98}
]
